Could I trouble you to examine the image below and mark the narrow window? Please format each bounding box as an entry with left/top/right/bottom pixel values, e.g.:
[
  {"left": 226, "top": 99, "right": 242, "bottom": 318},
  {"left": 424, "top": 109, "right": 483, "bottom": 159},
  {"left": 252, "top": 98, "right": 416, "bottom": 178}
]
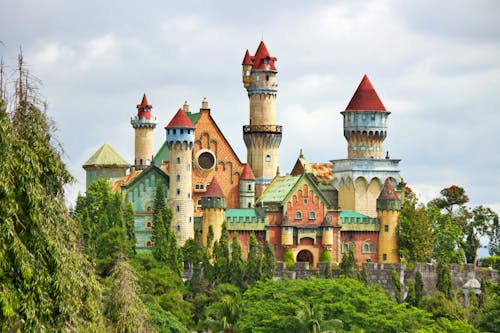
[
  {"left": 176, "top": 157, "right": 181, "bottom": 164},
  {"left": 274, "top": 244, "right": 278, "bottom": 251},
  {"left": 188, "top": 193, "right": 190, "bottom": 199},
  {"left": 383, "top": 253, "right": 387, "bottom": 261},
  {"left": 176, "top": 175, "right": 180, "bottom": 182},
  {"left": 303, "top": 198, "right": 308, "bottom": 205},
  {"left": 295, "top": 211, "right": 302, "bottom": 220},
  {"left": 248, "top": 184, "right": 252, "bottom": 191},
  {"left": 176, "top": 189, "right": 180, "bottom": 195},
  {"left": 363, "top": 244, "right": 369, "bottom": 253},
  {"left": 176, "top": 225, "right": 180, "bottom": 232},
  {"left": 265, "top": 154, "right": 271, "bottom": 162},
  {"left": 266, "top": 75, "right": 269, "bottom": 81},
  {"left": 369, "top": 243, "right": 375, "bottom": 252},
  {"left": 384, "top": 225, "right": 389, "bottom": 232},
  {"left": 309, "top": 212, "right": 316, "bottom": 220},
  {"left": 176, "top": 205, "right": 180, "bottom": 212},
  {"left": 248, "top": 202, "right": 252, "bottom": 208}
]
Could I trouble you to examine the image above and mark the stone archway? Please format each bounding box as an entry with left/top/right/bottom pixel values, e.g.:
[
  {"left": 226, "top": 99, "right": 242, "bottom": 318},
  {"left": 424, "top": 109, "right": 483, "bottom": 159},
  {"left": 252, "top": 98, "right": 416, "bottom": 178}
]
[{"left": 296, "top": 250, "right": 313, "bottom": 265}]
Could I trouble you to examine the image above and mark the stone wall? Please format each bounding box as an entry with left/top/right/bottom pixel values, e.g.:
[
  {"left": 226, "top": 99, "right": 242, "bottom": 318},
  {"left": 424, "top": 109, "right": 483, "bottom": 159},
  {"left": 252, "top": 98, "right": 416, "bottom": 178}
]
[{"left": 274, "top": 262, "right": 499, "bottom": 297}]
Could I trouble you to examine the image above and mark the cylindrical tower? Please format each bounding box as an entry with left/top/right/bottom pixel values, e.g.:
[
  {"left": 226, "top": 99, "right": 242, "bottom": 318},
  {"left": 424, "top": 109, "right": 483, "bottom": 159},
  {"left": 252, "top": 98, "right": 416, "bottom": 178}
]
[
  {"left": 239, "top": 163, "right": 256, "bottom": 208},
  {"left": 242, "top": 41, "right": 282, "bottom": 198},
  {"left": 201, "top": 177, "right": 226, "bottom": 248},
  {"left": 341, "top": 75, "right": 389, "bottom": 159},
  {"left": 377, "top": 178, "right": 401, "bottom": 263},
  {"left": 131, "top": 94, "right": 157, "bottom": 169},
  {"left": 166, "top": 108, "right": 195, "bottom": 246}
]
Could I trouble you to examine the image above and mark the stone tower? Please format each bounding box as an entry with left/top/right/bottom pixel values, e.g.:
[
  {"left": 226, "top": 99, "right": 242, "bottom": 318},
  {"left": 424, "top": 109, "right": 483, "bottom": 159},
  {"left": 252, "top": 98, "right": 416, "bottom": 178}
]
[
  {"left": 82, "top": 143, "right": 129, "bottom": 190},
  {"left": 239, "top": 163, "right": 256, "bottom": 208},
  {"left": 201, "top": 177, "right": 226, "bottom": 248},
  {"left": 331, "top": 75, "right": 400, "bottom": 217},
  {"left": 377, "top": 178, "right": 401, "bottom": 263},
  {"left": 166, "top": 108, "right": 195, "bottom": 246},
  {"left": 242, "top": 41, "right": 282, "bottom": 198},
  {"left": 341, "top": 75, "right": 389, "bottom": 159},
  {"left": 131, "top": 94, "right": 157, "bottom": 170}
]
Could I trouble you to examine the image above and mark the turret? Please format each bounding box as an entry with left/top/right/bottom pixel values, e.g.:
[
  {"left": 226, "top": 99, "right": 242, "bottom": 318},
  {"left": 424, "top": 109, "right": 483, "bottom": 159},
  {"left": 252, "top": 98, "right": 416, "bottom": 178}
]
[
  {"left": 239, "top": 163, "right": 256, "bottom": 208},
  {"left": 341, "top": 75, "right": 389, "bottom": 159},
  {"left": 242, "top": 41, "right": 282, "bottom": 198},
  {"left": 131, "top": 94, "right": 157, "bottom": 169},
  {"left": 166, "top": 107, "right": 195, "bottom": 246},
  {"left": 82, "top": 144, "right": 129, "bottom": 190},
  {"left": 201, "top": 177, "right": 226, "bottom": 248},
  {"left": 377, "top": 178, "right": 401, "bottom": 263}
]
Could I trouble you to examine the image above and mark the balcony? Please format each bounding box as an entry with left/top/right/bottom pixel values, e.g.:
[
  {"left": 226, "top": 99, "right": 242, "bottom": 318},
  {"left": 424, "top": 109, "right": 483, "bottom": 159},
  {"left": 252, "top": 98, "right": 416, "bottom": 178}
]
[{"left": 243, "top": 125, "right": 282, "bottom": 134}]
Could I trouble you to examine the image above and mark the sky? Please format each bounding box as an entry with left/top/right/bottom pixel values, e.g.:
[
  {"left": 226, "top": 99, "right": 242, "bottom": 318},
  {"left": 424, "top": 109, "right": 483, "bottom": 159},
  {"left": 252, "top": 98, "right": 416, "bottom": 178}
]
[{"left": 1, "top": 0, "right": 499, "bottom": 219}]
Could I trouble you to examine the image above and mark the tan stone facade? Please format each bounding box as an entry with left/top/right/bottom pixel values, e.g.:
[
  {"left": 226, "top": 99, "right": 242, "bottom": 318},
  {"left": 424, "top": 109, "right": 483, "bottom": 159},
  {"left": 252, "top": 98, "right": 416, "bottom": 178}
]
[{"left": 134, "top": 127, "right": 154, "bottom": 168}]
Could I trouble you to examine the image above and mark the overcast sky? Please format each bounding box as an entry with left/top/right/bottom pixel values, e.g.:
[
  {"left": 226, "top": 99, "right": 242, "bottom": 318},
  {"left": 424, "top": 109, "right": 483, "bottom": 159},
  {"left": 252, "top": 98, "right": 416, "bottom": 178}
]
[{"left": 2, "top": 0, "right": 499, "bottom": 217}]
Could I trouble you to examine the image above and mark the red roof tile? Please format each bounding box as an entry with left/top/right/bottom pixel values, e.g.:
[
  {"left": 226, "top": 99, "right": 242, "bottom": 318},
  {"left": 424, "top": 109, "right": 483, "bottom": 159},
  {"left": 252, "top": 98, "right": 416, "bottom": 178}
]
[
  {"left": 240, "top": 163, "right": 256, "bottom": 180},
  {"left": 378, "top": 178, "right": 399, "bottom": 200},
  {"left": 137, "top": 93, "right": 152, "bottom": 109},
  {"left": 242, "top": 49, "right": 253, "bottom": 65},
  {"left": 204, "top": 177, "right": 225, "bottom": 197},
  {"left": 252, "top": 41, "right": 277, "bottom": 71},
  {"left": 166, "top": 108, "right": 194, "bottom": 128},
  {"left": 345, "top": 75, "right": 386, "bottom": 112}
]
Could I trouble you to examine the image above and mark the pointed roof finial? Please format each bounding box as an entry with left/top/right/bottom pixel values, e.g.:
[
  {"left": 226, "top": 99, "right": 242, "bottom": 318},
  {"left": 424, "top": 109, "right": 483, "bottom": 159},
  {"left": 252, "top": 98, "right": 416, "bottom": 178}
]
[
  {"left": 385, "top": 151, "right": 390, "bottom": 160},
  {"left": 299, "top": 148, "right": 304, "bottom": 158},
  {"left": 137, "top": 93, "right": 152, "bottom": 110},
  {"left": 183, "top": 100, "right": 189, "bottom": 113},
  {"left": 276, "top": 166, "right": 280, "bottom": 176},
  {"left": 345, "top": 75, "right": 386, "bottom": 112}
]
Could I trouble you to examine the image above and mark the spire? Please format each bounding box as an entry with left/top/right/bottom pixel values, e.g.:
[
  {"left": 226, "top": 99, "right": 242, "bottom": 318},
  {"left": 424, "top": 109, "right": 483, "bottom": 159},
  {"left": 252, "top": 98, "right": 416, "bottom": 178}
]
[
  {"left": 242, "top": 49, "right": 253, "bottom": 66},
  {"left": 240, "top": 164, "right": 256, "bottom": 181},
  {"left": 137, "top": 93, "right": 152, "bottom": 110},
  {"left": 345, "top": 75, "right": 386, "bottom": 112},
  {"left": 378, "top": 178, "right": 399, "bottom": 201},
  {"left": 166, "top": 108, "right": 194, "bottom": 128},
  {"left": 204, "top": 177, "right": 225, "bottom": 197},
  {"left": 183, "top": 100, "right": 189, "bottom": 113},
  {"left": 252, "top": 41, "right": 277, "bottom": 71}
]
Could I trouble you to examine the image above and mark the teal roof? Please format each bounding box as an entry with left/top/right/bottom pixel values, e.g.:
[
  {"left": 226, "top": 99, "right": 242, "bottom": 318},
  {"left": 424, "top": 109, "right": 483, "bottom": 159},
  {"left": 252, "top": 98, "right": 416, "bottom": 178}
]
[
  {"left": 153, "top": 142, "right": 170, "bottom": 165},
  {"left": 339, "top": 210, "right": 379, "bottom": 231},
  {"left": 186, "top": 111, "right": 202, "bottom": 125},
  {"left": 258, "top": 175, "right": 301, "bottom": 204},
  {"left": 225, "top": 208, "right": 266, "bottom": 231}
]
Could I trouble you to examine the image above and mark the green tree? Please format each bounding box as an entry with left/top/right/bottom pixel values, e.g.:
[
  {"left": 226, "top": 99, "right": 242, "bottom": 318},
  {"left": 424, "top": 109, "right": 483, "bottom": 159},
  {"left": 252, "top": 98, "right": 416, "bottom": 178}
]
[
  {"left": 339, "top": 247, "right": 358, "bottom": 278},
  {"left": 398, "top": 186, "right": 433, "bottom": 262},
  {"left": 229, "top": 233, "right": 245, "bottom": 289},
  {"left": 245, "top": 233, "right": 262, "bottom": 285},
  {"left": 0, "top": 58, "right": 106, "bottom": 331},
  {"left": 461, "top": 205, "right": 499, "bottom": 265},
  {"left": 283, "top": 248, "right": 295, "bottom": 269},
  {"left": 124, "top": 202, "right": 137, "bottom": 254},
  {"left": 205, "top": 293, "right": 242, "bottom": 333},
  {"left": 319, "top": 250, "right": 333, "bottom": 263},
  {"left": 152, "top": 181, "right": 170, "bottom": 263},
  {"left": 214, "top": 222, "right": 231, "bottom": 283},
  {"left": 436, "top": 261, "right": 452, "bottom": 300},
  {"left": 391, "top": 266, "right": 402, "bottom": 303},
  {"left": 406, "top": 280, "right": 417, "bottom": 307},
  {"left": 105, "top": 258, "right": 150, "bottom": 332},
  {"left": 415, "top": 271, "right": 424, "bottom": 305},
  {"left": 262, "top": 241, "right": 276, "bottom": 280}
]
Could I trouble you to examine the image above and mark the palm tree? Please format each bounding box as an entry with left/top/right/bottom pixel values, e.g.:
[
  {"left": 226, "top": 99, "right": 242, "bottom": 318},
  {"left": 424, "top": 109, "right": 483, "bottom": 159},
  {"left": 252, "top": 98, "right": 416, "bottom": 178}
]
[
  {"left": 294, "top": 303, "right": 343, "bottom": 333},
  {"left": 205, "top": 293, "right": 241, "bottom": 333}
]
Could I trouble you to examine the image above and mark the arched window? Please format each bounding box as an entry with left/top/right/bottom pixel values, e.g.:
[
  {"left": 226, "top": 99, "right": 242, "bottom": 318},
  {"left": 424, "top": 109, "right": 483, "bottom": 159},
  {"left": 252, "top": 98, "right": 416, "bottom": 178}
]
[
  {"left": 362, "top": 242, "right": 376, "bottom": 253},
  {"left": 370, "top": 243, "right": 375, "bottom": 253},
  {"left": 265, "top": 154, "right": 271, "bottom": 162},
  {"left": 176, "top": 189, "right": 180, "bottom": 196},
  {"left": 176, "top": 157, "right": 181, "bottom": 164},
  {"left": 295, "top": 211, "right": 302, "bottom": 220},
  {"left": 176, "top": 205, "right": 180, "bottom": 212},
  {"left": 309, "top": 212, "right": 316, "bottom": 220},
  {"left": 176, "top": 225, "right": 180, "bottom": 232},
  {"left": 248, "top": 202, "right": 252, "bottom": 208},
  {"left": 176, "top": 174, "right": 180, "bottom": 182},
  {"left": 147, "top": 206, "right": 152, "bottom": 213}
]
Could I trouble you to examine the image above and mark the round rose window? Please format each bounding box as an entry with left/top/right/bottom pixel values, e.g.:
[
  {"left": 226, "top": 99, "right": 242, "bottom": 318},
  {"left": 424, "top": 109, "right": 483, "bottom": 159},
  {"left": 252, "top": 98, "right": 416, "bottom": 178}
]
[{"left": 197, "top": 150, "right": 215, "bottom": 170}]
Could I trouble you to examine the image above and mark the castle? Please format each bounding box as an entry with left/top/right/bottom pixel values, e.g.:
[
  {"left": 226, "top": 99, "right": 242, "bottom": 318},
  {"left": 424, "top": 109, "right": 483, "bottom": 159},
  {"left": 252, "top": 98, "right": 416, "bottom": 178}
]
[{"left": 82, "top": 41, "right": 403, "bottom": 266}]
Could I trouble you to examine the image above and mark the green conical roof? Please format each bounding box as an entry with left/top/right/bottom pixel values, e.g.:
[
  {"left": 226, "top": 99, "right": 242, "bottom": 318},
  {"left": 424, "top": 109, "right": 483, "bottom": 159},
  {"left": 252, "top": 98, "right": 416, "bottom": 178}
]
[{"left": 83, "top": 144, "right": 129, "bottom": 168}]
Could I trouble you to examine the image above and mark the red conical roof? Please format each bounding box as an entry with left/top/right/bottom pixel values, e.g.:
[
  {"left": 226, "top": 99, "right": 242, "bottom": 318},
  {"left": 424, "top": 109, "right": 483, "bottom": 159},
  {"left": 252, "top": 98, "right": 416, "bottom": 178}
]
[
  {"left": 252, "top": 41, "right": 277, "bottom": 71},
  {"left": 345, "top": 75, "right": 386, "bottom": 112},
  {"left": 240, "top": 163, "right": 256, "bottom": 181},
  {"left": 136, "top": 94, "right": 152, "bottom": 120},
  {"left": 137, "top": 93, "right": 152, "bottom": 110},
  {"left": 166, "top": 108, "right": 194, "bottom": 128},
  {"left": 378, "top": 178, "right": 399, "bottom": 200},
  {"left": 242, "top": 49, "right": 253, "bottom": 65},
  {"left": 205, "top": 177, "right": 225, "bottom": 197}
]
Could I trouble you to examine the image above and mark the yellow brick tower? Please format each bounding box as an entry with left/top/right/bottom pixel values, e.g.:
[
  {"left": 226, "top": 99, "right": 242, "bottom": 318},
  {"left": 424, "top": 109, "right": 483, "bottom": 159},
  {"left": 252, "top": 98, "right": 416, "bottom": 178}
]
[
  {"left": 131, "top": 94, "right": 157, "bottom": 170},
  {"left": 166, "top": 108, "right": 195, "bottom": 246},
  {"left": 242, "top": 41, "right": 282, "bottom": 198},
  {"left": 377, "top": 178, "right": 401, "bottom": 263},
  {"left": 201, "top": 177, "right": 226, "bottom": 248}
]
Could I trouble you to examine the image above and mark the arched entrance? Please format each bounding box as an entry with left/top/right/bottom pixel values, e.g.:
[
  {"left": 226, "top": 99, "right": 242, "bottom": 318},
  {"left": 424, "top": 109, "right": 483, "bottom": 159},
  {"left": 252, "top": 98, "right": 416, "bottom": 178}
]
[{"left": 296, "top": 250, "right": 313, "bottom": 265}]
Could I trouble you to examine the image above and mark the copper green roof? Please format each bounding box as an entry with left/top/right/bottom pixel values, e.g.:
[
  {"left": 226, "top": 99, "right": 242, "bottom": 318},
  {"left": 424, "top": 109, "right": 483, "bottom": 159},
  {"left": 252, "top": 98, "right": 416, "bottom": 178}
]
[
  {"left": 83, "top": 144, "right": 129, "bottom": 168},
  {"left": 339, "top": 210, "right": 379, "bottom": 231},
  {"left": 185, "top": 111, "right": 202, "bottom": 125},
  {"left": 258, "top": 175, "right": 301, "bottom": 204},
  {"left": 225, "top": 209, "right": 266, "bottom": 231}
]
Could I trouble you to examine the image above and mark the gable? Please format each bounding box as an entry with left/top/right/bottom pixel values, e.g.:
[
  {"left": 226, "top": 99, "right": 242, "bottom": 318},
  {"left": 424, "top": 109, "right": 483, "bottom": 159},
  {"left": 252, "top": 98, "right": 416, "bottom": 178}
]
[
  {"left": 283, "top": 175, "right": 330, "bottom": 224},
  {"left": 122, "top": 165, "right": 169, "bottom": 212}
]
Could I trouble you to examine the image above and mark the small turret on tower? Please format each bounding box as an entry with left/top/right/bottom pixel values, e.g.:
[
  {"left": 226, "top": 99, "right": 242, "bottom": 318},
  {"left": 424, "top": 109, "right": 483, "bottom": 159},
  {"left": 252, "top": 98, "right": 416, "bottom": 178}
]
[
  {"left": 341, "top": 75, "right": 389, "bottom": 159},
  {"left": 131, "top": 94, "right": 157, "bottom": 170},
  {"left": 242, "top": 41, "right": 282, "bottom": 198},
  {"left": 201, "top": 177, "right": 226, "bottom": 248},
  {"left": 377, "top": 178, "right": 401, "bottom": 263},
  {"left": 166, "top": 107, "right": 195, "bottom": 246},
  {"left": 239, "top": 164, "right": 256, "bottom": 208}
]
